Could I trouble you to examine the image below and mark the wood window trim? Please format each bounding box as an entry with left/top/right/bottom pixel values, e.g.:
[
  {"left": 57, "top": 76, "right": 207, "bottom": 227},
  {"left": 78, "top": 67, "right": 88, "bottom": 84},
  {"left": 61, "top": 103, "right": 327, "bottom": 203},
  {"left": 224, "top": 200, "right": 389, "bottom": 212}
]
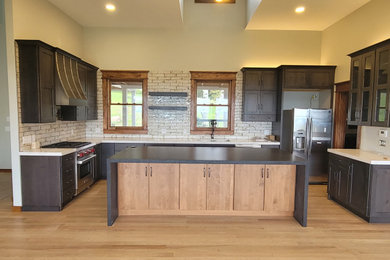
[
  {"left": 102, "top": 70, "right": 149, "bottom": 134},
  {"left": 190, "top": 71, "right": 236, "bottom": 135}
]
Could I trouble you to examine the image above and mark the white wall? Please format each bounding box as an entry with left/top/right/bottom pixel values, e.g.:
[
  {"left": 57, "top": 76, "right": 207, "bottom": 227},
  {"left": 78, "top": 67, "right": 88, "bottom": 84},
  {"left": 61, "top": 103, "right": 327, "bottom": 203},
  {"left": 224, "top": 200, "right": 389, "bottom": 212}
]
[
  {"left": 3, "top": 0, "right": 20, "bottom": 205},
  {"left": 83, "top": 0, "right": 322, "bottom": 70},
  {"left": 13, "top": 0, "right": 84, "bottom": 58},
  {"left": 0, "top": 0, "right": 11, "bottom": 169},
  {"left": 321, "top": 0, "right": 390, "bottom": 82}
]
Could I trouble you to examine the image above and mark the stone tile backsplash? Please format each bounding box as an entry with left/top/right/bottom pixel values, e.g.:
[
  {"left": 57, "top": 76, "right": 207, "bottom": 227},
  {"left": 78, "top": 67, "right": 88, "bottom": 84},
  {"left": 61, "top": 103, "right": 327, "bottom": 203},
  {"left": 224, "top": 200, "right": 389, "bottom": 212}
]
[{"left": 85, "top": 70, "right": 272, "bottom": 140}]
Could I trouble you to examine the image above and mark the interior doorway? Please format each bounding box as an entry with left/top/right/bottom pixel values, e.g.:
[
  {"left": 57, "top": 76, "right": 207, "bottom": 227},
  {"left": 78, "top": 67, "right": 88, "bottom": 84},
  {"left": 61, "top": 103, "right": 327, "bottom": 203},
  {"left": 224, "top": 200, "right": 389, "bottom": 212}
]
[{"left": 333, "top": 81, "right": 350, "bottom": 148}]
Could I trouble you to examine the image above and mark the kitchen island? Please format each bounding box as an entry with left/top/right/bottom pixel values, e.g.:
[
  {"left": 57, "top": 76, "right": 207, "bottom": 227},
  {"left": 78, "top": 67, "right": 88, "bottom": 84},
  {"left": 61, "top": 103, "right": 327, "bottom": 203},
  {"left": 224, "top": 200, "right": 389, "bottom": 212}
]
[{"left": 107, "top": 146, "right": 308, "bottom": 227}]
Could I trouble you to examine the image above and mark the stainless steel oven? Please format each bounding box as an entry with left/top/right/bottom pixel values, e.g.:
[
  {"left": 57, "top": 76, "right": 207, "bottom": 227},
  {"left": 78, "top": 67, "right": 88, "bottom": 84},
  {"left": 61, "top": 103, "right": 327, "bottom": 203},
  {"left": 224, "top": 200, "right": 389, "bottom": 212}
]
[{"left": 75, "top": 146, "right": 96, "bottom": 195}]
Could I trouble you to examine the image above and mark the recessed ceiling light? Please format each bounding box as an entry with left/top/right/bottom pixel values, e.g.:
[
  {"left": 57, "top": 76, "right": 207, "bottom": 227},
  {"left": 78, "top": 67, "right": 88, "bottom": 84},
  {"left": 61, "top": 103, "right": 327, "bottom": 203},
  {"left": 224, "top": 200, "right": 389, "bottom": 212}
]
[
  {"left": 295, "top": 6, "right": 305, "bottom": 13},
  {"left": 105, "top": 3, "right": 116, "bottom": 12}
]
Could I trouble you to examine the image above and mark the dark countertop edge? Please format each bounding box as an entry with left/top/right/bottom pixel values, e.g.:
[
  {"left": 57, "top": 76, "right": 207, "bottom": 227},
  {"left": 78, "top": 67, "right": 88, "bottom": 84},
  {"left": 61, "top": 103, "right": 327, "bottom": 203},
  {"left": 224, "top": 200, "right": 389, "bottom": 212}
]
[{"left": 107, "top": 159, "right": 306, "bottom": 165}]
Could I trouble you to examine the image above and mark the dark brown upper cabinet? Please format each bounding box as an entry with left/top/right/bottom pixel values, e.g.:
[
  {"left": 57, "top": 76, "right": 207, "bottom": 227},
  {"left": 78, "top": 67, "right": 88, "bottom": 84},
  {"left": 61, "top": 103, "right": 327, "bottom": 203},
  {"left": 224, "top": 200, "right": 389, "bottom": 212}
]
[
  {"left": 78, "top": 62, "right": 98, "bottom": 120},
  {"left": 17, "top": 40, "right": 56, "bottom": 123},
  {"left": 278, "top": 65, "right": 336, "bottom": 90},
  {"left": 347, "top": 51, "right": 375, "bottom": 125},
  {"left": 348, "top": 38, "right": 390, "bottom": 127},
  {"left": 241, "top": 68, "right": 278, "bottom": 122}
]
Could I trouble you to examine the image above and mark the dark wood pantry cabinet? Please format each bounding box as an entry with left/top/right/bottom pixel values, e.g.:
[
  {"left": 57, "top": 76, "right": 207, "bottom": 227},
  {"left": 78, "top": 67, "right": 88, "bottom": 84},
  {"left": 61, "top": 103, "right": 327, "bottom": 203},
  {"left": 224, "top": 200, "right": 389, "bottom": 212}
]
[
  {"left": 17, "top": 40, "right": 56, "bottom": 123},
  {"left": 347, "top": 39, "right": 390, "bottom": 126},
  {"left": 328, "top": 153, "right": 390, "bottom": 223},
  {"left": 241, "top": 68, "right": 278, "bottom": 122}
]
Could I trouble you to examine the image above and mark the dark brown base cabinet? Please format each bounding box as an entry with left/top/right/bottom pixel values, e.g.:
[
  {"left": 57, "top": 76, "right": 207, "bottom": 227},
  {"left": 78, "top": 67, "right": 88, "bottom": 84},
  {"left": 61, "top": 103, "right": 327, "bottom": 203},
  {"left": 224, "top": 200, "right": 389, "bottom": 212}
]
[
  {"left": 21, "top": 153, "right": 76, "bottom": 211},
  {"left": 328, "top": 154, "right": 390, "bottom": 223}
]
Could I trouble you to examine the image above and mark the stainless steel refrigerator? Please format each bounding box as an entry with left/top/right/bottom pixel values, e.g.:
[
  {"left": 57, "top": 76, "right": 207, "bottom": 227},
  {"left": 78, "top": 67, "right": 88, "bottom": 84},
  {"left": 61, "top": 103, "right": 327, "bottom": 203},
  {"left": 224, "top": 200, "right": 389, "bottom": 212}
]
[{"left": 281, "top": 108, "right": 333, "bottom": 179}]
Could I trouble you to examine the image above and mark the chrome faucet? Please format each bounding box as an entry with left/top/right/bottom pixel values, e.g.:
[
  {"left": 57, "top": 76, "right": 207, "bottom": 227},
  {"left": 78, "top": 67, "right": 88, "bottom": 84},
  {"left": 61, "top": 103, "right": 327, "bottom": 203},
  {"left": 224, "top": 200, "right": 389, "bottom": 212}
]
[{"left": 210, "top": 120, "right": 217, "bottom": 140}]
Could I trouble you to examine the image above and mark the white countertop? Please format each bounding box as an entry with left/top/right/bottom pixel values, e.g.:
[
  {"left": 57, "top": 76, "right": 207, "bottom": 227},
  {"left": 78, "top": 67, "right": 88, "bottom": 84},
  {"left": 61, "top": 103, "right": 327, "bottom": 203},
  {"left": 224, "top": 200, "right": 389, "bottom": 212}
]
[
  {"left": 19, "top": 138, "right": 280, "bottom": 156},
  {"left": 19, "top": 148, "right": 77, "bottom": 156},
  {"left": 328, "top": 149, "right": 390, "bottom": 165}
]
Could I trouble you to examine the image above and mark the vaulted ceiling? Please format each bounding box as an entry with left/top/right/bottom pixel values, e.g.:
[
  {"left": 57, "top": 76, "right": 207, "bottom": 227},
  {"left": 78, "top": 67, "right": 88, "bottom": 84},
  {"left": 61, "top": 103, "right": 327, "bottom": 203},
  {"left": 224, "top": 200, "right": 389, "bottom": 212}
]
[{"left": 48, "top": 0, "right": 371, "bottom": 31}]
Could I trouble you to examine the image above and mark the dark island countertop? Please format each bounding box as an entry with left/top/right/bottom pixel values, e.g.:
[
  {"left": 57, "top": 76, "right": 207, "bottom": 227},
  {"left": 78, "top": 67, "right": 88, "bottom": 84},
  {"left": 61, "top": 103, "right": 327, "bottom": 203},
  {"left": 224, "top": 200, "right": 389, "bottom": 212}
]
[{"left": 108, "top": 146, "right": 306, "bottom": 165}]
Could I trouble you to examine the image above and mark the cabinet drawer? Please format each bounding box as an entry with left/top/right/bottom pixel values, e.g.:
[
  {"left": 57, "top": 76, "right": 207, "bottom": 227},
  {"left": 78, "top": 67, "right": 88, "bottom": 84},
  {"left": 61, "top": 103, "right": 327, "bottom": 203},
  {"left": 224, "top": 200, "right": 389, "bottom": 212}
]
[
  {"left": 62, "top": 153, "right": 75, "bottom": 168},
  {"left": 62, "top": 187, "right": 74, "bottom": 207}
]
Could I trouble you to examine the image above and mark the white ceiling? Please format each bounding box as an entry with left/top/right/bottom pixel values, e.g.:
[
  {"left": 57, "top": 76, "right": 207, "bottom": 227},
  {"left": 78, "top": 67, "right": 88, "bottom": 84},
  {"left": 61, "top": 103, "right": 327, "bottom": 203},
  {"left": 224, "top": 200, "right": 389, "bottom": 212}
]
[
  {"left": 48, "top": 0, "right": 371, "bottom": 31},
  {"left": 246, "top": 0, "right": 371, "bottom": 31},
  {"left": 47, "top": 0, "right": 184, "bottom": 28}
]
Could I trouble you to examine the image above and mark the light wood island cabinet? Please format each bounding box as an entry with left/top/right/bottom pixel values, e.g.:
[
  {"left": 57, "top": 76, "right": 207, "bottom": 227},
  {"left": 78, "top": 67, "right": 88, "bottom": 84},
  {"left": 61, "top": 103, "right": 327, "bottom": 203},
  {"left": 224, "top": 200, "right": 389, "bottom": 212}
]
[
  {"left": 234, "top": 165, "right": 296, "bottom": 213},
  {"left": 107, "top": 146, "right": 308, "bottom": 226}
]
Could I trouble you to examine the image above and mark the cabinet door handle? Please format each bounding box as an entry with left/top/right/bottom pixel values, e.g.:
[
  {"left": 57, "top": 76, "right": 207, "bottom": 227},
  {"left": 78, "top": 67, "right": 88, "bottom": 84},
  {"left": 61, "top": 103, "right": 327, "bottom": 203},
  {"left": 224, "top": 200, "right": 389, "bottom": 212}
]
[
  {"left": 145, "top": 166, "right": 148, "bottom": 177},
  {"left": 261, "top": 168, "right": 264, "bottom": 178},
  {"left": 208, "top": 167, "right": 211, "bottom": 178},
  {"left": 150, "top": 166, "right": 153, "bottom": 177},
  {"left": 266, "top": 168, "right": 270, "bottom": 178},
  {"left": 203, "top": 167, "right": 206, "bottom": 178}
]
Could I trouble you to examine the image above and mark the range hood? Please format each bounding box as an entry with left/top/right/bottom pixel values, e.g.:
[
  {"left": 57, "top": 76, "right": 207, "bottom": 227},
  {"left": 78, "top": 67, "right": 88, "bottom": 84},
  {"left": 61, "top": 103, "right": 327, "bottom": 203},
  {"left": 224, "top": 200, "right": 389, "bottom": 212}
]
[{"left": 55, "top": 49, "right": 87, "bottom": 106}]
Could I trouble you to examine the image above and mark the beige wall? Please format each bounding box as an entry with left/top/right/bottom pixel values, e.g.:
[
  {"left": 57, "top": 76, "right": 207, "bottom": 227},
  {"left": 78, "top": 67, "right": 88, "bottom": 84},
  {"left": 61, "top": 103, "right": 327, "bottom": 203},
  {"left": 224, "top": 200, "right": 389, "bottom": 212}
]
[
  {"left": 13, "top": 0, "right": 84, "bottom": 58},
  {"left": 321, "top": 0, "right": 390, "bottom": 83},
  {"left": 83, "top": 0, "right": 322, "bottom": 71}
]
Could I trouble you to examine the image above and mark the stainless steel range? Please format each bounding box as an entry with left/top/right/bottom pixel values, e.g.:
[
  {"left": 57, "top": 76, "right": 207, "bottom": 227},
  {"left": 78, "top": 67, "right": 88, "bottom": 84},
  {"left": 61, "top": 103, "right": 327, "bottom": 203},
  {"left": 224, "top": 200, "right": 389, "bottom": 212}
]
[{"left": 41, "top": 141, "right": 96, "bottom": 195}]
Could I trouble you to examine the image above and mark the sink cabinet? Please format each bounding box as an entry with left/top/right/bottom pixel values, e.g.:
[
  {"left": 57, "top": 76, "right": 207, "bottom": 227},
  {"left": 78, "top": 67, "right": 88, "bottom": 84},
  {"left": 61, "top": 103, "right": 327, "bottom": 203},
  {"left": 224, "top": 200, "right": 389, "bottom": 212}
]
[{"left": 328, "top": 153, "right": 390, "bottom": 222}]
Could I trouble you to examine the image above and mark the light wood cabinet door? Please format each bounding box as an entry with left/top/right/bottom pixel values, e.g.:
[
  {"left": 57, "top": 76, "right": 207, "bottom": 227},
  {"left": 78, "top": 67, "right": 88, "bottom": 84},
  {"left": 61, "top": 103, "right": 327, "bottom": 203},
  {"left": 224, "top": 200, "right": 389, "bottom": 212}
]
[
  {"left": 149, "top": 163, "right": 180, "bottom": 210},
  {"left": 118, "top": 163, "right": 149, "bottom": 213},
  {"left": 264, "top": 165, "right": 296, "bottom": 212},
  {"left": 206, "top": 164, "right": 234, "bottom": 211},
  {"left": 234, "top": 164, "right": 265, "bottom": 211},
  {"left": 179, "top": 164, "right": 207, "bottom": 210}
]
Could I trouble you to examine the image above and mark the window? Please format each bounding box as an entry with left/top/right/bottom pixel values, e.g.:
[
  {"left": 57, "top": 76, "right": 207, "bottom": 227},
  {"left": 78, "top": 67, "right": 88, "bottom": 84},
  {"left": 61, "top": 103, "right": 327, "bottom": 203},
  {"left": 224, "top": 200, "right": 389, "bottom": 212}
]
[
  {"left": 190, "top": 71, "right": 236, "bottom": 135},
  {"left": 102, "top": 70, "right": 148, "bottom": 134}
]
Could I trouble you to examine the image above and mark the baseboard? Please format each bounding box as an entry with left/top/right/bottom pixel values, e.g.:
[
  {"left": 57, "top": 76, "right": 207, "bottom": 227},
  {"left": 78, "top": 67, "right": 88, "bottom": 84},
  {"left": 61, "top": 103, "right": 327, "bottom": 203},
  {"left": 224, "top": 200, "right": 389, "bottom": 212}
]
[
  {"left": 0, "top": 169, "right": 11, "bottom": 173},
  {"left": 11, "top": 206, "right": 22, "bottom": 212}
]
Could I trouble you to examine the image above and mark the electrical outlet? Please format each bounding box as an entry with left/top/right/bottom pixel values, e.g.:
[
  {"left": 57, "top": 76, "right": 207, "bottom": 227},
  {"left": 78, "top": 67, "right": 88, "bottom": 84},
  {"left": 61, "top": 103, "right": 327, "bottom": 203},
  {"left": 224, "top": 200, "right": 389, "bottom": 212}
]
[
  {"left": 379, "top": 129, "right": 388, "bottom": 138},
  {"left": 380, "top": 139, "right": 386, "bottom": 147},
  {"left": 71, "top": 129, "right": 74, "bottom": 135},
  {"left": 22, "top": 136, "right": 32, "bottom": 144}
]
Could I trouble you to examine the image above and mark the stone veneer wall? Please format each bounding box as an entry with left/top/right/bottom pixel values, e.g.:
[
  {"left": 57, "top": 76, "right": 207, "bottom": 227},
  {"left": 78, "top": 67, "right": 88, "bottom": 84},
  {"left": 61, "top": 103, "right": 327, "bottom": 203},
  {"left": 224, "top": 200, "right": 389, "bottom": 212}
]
[
  {"left": 85, "top": 71, "right": 272, "bottom": 140},
  {"left": 15, "top": 44, "right": 86, "bottom": 151}
]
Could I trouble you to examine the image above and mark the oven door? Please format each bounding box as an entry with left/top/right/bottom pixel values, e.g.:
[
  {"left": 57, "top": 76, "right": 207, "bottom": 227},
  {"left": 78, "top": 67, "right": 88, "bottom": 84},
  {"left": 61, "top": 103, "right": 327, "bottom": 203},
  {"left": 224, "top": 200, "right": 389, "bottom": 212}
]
[{"left": 76, "top": 154, "right": 96, "bottom": 195}]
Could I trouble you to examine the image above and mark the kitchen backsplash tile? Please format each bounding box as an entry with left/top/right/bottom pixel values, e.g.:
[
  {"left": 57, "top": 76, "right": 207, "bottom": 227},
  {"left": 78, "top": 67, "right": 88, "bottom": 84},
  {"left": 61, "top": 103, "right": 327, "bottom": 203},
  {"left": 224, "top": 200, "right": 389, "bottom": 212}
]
[{"left": 85, "top": 70, "right": 272, "bottom": 140}]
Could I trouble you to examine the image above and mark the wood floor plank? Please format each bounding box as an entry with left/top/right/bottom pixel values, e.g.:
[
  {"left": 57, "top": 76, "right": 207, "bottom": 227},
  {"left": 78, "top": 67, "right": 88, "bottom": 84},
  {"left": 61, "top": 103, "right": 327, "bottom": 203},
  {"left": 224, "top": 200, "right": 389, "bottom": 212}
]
[{"left": 1, "top": 177, "right": 390, "bottom": 259}]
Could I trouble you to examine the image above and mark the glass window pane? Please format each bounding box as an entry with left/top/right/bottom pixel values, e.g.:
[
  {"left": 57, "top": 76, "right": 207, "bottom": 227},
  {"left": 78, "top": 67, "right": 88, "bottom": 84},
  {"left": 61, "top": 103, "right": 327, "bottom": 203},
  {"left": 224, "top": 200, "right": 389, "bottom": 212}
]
[
  {"left": 111, "top": 85, "right": 123, "bottom": 104},
  {"left": 350, "top": 93, "right": 357, "bottom": 121},
  {"left": 352, "top": 60, "right": 359, "bottom": 89},
  {"left": 378, "top": 50, "right": 389, "bottom": 85},
  {"left": 363, "top": 56, "right": 372, "bottom": 88},
  {"left": 361, "top": 91, "right": 370, "bottom": 122},
  {"left": 197, "top": 82, "right": 229, "bottom": 105},
  {"left": 379, "top": 90, "right": 387, "bottom": 107},
  {"left": 196, "top": 106, "right": 229, "bottom": 128},
  {"left": 111, "top": 82, "right": 142, "bottom": 104},
  {"left": 378, "top": 109, "right": 386, "bottom": 122},
  {"left": 110, "top": 105, "right": 143, "bottom": 127}
]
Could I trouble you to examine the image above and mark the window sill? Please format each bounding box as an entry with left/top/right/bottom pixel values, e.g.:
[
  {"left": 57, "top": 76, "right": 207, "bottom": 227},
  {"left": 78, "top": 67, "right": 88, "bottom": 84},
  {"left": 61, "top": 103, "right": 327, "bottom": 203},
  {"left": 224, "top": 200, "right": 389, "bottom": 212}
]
[{"left": 103, "top": 129, "right": 148, "bottom": 135}]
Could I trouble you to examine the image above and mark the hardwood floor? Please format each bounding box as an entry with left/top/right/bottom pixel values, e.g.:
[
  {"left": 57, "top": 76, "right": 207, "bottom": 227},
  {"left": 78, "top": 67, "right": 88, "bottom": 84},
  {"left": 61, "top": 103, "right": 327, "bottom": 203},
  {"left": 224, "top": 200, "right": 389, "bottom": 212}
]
[{"left": 1, "top": 176, "right": 390, "bottom": 259}]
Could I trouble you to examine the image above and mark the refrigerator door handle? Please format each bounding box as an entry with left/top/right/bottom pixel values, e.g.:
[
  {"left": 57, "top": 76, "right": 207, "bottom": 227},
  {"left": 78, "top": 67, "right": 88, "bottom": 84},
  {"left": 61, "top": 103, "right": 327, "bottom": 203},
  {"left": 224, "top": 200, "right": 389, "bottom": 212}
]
[
  {"left": 308, "top": 118, "right": 313, "bottom": 156},
  {"left": 305, "top": 118, "right": 310, "bottom": 158}
]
